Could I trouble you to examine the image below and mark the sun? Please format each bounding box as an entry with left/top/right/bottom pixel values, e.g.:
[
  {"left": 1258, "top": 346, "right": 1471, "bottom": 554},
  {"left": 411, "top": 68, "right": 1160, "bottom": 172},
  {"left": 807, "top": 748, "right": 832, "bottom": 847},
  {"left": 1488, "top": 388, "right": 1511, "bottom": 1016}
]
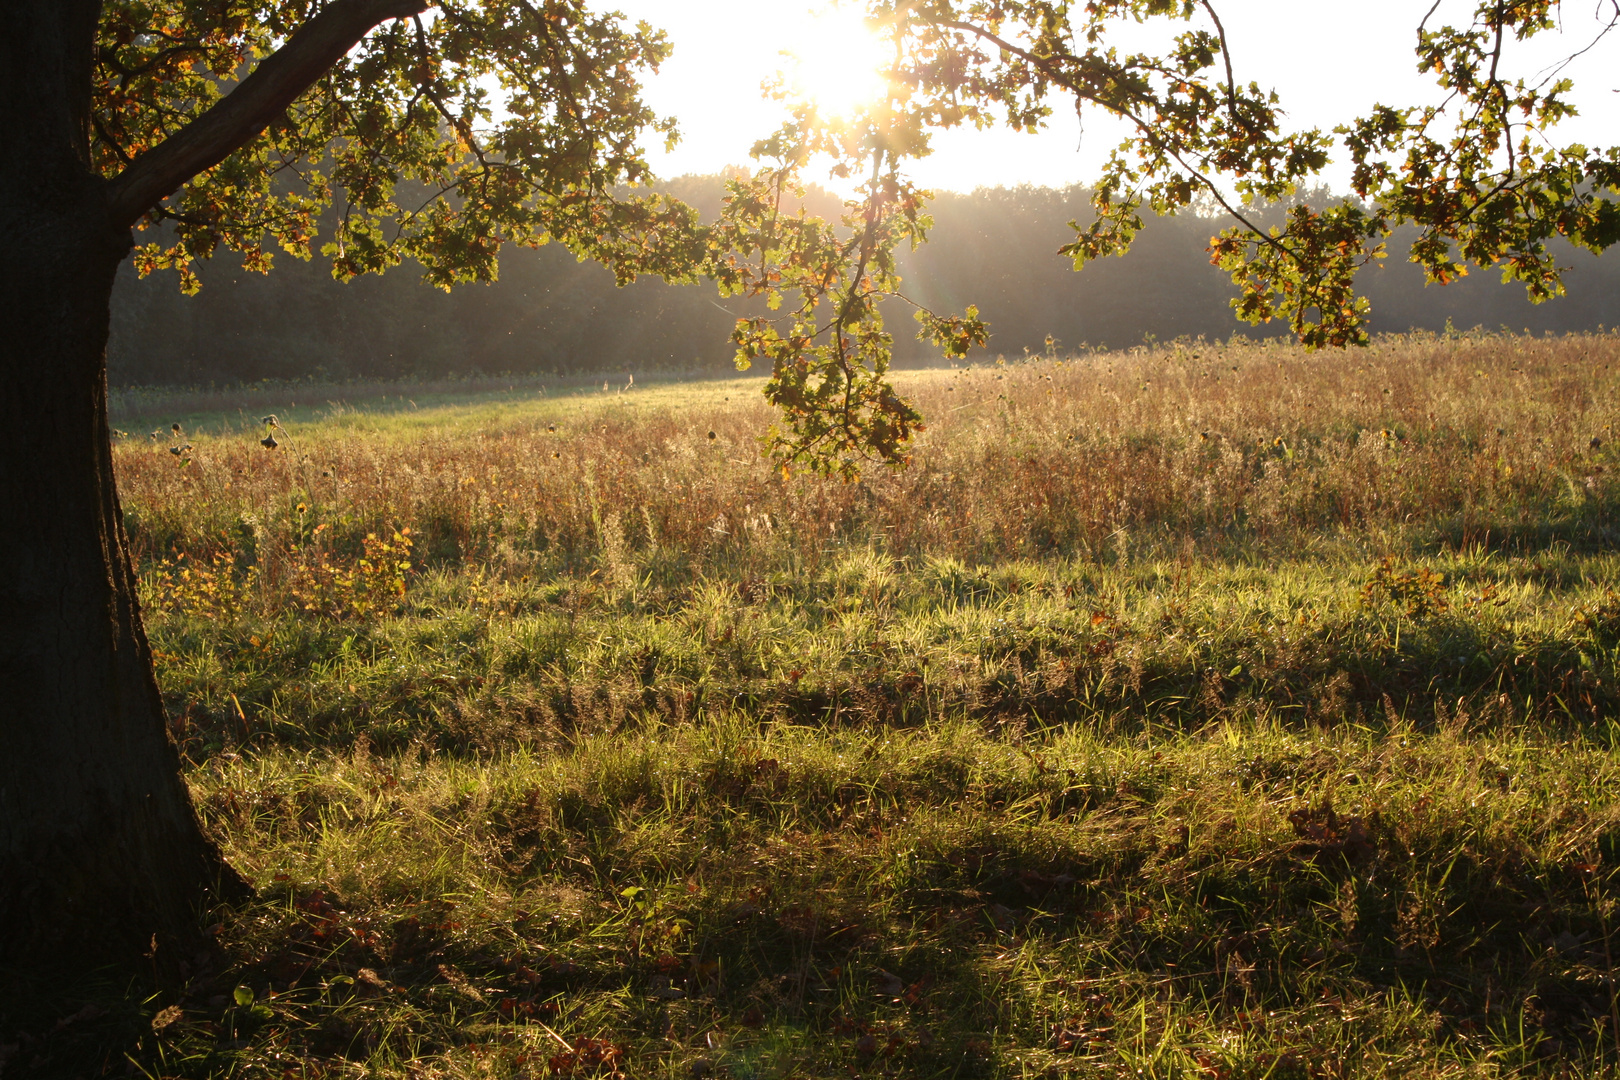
[{"left": 779, "top": 5, "right": 891, "bottom": 119}]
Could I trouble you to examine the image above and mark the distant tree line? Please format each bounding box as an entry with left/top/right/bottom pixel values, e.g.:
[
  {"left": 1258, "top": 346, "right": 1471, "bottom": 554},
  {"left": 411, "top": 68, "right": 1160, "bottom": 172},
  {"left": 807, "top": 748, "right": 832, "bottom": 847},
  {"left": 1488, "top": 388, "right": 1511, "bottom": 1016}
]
[{"left": 108, "top": 177, "right": 1620, "bottom": 386}]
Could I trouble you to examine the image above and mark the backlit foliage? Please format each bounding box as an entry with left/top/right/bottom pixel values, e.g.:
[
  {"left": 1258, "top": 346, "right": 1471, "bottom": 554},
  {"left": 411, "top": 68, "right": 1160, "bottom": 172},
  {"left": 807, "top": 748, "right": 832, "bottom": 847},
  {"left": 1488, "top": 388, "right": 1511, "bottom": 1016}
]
[{"left": 100, "top": 0, "right": 699, "bottom": 291}]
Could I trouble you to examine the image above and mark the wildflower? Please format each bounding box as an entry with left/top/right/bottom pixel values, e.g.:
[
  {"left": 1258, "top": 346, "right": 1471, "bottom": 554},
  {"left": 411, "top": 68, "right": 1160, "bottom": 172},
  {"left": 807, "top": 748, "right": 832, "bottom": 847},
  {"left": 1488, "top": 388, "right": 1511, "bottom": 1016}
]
[
  {"left": 708, "top": 430, "right": 717, "bottom": 441},
  {"left": 261, "top": 435, "right": 278, "bottom": 449},
  {"left": 547, "top": 423, "right": 556, "bottom": 432},
  {"left": 1592, "top": 436, "right": 1604, "bottom": 450}
]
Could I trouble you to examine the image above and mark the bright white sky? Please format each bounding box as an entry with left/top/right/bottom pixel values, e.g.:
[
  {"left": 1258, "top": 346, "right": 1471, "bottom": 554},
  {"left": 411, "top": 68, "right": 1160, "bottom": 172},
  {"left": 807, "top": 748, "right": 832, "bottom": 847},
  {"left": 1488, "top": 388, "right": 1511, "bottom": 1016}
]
[{"left": 609, "top": 0, "right": 1620, "bottom": 194}]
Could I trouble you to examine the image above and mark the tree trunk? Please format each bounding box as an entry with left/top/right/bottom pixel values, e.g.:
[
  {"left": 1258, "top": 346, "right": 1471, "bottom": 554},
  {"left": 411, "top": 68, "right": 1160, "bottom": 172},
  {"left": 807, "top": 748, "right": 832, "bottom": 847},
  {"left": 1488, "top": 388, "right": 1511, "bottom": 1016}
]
[{"left": 0, "top": 0, "right": 244, "bottom": 973}]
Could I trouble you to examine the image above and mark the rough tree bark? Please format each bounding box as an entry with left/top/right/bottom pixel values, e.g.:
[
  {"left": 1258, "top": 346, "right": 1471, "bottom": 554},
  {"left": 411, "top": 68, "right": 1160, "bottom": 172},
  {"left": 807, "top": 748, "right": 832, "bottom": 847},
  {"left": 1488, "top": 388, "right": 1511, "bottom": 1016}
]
[{"left": 0, "top": 0, "right": 243, "bottom": 970}]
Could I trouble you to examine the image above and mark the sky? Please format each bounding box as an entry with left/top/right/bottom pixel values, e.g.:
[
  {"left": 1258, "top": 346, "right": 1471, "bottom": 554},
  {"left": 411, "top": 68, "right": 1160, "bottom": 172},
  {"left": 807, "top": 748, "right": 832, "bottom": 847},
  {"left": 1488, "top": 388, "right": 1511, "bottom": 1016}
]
[{"left": 607, "top": 0, "right": 1620, "bottom": 195}]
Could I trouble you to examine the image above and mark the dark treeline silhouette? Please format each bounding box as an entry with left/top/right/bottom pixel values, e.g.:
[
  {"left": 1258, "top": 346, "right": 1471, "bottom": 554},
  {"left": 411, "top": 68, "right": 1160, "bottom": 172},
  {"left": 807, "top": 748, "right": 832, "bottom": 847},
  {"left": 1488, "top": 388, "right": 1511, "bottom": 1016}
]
[{"left": 108, "top": 177, "right": 1620, "bottom": 386}]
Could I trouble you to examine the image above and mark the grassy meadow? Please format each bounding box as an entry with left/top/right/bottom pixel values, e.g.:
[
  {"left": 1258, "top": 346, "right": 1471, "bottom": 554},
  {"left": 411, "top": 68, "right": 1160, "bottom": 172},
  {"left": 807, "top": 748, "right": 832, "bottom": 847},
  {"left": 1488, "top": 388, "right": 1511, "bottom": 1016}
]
[{"left": 22, "top": 331, "right": 1620, "bottom": 1078}]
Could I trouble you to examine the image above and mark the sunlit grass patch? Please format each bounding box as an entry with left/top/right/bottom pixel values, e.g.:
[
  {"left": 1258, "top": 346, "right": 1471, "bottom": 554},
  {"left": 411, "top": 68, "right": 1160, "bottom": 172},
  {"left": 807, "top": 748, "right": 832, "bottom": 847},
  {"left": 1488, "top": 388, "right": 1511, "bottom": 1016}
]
[{"left": 152, "top": 713, "right": 1620, "bottom": 1077}]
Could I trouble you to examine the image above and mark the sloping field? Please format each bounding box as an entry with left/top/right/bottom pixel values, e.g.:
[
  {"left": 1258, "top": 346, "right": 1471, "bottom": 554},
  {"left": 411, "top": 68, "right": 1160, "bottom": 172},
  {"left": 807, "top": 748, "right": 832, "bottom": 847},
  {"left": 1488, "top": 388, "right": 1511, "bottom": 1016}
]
[{"left": 22, "top": 332, "right": 1620, "bottom": 1078}]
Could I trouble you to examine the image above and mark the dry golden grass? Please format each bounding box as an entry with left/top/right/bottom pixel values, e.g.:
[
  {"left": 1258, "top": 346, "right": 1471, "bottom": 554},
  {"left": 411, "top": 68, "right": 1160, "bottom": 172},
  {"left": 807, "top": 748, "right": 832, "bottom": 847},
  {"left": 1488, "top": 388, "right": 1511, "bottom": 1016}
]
[{"left": 113, "top": 330, "right": 1620, "bottom": 590}]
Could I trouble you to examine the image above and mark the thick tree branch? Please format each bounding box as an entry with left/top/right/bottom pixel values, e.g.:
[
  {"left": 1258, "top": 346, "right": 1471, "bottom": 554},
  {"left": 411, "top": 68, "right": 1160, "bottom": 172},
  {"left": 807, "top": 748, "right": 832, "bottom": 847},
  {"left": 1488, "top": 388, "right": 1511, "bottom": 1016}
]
[{"left": 105, "top": 0, "right": 430, "bottom": 229}]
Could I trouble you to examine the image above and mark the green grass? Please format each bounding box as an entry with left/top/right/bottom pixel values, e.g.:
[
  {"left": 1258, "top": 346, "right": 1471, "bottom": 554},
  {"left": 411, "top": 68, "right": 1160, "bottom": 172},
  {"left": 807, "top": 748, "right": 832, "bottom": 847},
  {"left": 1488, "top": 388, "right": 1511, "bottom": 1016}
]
[
  {"left": 152, "top": 546, "right": 1620, "bottom": 758},
  {"left": 110, "top": 370, "right": 765, "bottom": 442},
  {"left": 11, "top": 331, "right": 1620, "bottom": 1078},
  {"left": 177, "top": 715, "right": 1620, "bottom": 1078}
]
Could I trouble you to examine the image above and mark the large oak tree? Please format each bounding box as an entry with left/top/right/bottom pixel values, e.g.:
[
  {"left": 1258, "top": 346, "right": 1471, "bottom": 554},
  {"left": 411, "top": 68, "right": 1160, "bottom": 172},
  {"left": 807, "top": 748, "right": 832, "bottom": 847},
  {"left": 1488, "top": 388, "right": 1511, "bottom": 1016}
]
[{"left": 0, "top": 0, "right": 1615, "bottom": 974}]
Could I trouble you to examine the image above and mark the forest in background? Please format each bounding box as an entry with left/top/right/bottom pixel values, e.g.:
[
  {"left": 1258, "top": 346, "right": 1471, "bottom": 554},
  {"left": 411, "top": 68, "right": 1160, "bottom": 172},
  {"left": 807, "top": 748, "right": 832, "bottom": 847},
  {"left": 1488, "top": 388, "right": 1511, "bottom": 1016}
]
[{"left": 108, "top": 176, "right": 1620, "bottom": 386}]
